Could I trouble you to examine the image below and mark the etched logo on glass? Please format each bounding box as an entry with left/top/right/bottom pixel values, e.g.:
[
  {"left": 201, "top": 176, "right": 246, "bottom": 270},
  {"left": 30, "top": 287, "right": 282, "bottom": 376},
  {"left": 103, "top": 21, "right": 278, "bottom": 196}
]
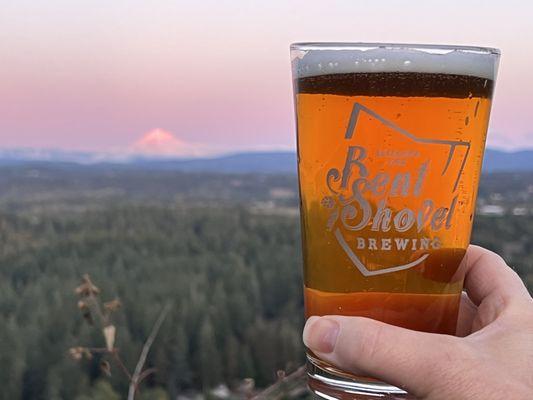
[{"left": 322, "top": 102, "right": 470, "bottom": 276}]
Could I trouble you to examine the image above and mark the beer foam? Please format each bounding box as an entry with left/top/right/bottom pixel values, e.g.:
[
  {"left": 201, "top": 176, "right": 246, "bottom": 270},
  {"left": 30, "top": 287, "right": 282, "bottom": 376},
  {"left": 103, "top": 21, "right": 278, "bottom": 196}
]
[{"left": 292, "top": 44, "right": 499, "bottom": 80}]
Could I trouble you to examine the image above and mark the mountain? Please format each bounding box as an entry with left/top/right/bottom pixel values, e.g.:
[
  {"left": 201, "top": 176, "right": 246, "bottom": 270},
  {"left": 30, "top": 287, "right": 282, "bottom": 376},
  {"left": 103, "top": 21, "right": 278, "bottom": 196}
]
[
  {"left": 131, "top": 129, "right": 208, "bottom": 157},
  {"left": 0, "top": 148, "right": 119, "bottom": 165},
  {"left": 482, "top": 149, "right": 533, "bottom": 172},
  {"left": 130, "top": 152, "right": 297, "bottom": 173},
  {"left": 1, "top": 148, "right": 533, "bottom": 174}
]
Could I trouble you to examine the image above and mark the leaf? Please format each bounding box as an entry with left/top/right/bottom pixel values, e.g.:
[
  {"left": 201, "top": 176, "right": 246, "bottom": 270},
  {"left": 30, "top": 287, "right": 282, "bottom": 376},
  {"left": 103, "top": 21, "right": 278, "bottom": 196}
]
[
  {"left": 103, "top": 325, "right": 116, "bottom": 352},
  {"left": 68, "top": 347, "right": 84, "bottom": 361},
  {"left": 82, "top": 348, "right": 93, "bottom": 360},
  {"left": 104, "top": 299, "right": 121, "bottom": 313},
  {"left": 100, "top": 360, "right": 112, "bottom": 377},
  {"left": 82, "top": 310, "right": 93, "bottom": 325},
  {"left": 137, "top": 367, "right": 157, "bottom": 384},
  {"left": 68, "top": 347, "right": 93, "bottom": 361},
  {"left": 75, "top": 274, "right": 100, "bottom": 297}
]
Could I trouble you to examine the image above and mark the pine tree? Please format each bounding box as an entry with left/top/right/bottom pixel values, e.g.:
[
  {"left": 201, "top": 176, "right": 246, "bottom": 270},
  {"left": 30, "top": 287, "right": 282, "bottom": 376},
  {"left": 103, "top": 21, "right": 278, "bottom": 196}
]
[
  {"left": 239, "top": 344, "right": 256, "bottom": 380},
  {"left": 173, "top": 324, "right": 191, "bottom": 391},
  {"left": 75, "top": 380, "right": 120, "bottom": 400},
  {"left": 138, "top": 387, "right": 170, "bottom": 400},
  {"left": 198, "top": 317, "right": 222, "bottom": 389},
  {"left": 0, "top": 317, "right": 24, "bottom": 400},
  {"left": 210, "top": 282, "right": 231, "bottom": 347},
  {"left": 224, "top": 334, "right": 240, "bottom": 383}
]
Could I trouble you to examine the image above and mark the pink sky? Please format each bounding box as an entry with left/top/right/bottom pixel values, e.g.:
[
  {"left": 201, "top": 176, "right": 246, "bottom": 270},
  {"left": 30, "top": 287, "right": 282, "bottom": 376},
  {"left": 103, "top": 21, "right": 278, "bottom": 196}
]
[{"left": 1, "top": 0, "right": 532, "bottom": 154}]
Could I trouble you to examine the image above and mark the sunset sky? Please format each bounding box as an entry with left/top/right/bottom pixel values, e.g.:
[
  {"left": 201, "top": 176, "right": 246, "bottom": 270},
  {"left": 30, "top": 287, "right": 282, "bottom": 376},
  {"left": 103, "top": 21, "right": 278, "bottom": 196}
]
[{"left": 1, "top": 0, "right": 532, "bottom": 155}]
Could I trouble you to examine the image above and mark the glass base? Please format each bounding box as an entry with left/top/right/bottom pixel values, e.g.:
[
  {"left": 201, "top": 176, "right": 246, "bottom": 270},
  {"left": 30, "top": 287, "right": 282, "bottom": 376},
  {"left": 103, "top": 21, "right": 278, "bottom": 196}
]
[{"left": 306, "top": 353, "right": 415, "bottom": 399}]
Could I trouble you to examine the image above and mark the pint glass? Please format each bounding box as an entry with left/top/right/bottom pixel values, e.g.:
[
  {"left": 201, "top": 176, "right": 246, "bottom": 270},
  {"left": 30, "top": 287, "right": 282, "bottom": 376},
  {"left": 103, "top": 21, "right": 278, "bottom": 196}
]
[{"left": 290, "top": 43, "right": 500, "bottom": 398}]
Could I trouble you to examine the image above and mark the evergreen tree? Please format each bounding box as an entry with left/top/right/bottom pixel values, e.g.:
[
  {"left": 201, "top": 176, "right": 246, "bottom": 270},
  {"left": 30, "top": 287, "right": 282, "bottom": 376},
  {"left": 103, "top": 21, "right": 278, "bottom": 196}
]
[
  {"left": 160, "top": 324, "right": 192, "bottom": 394},
  {"left": 224, "top": 334, "right": 240, "bottom": 383},
  {"left": 239, "top": 344, "right": 256, "bottom": 380},
  {"left": 74, "top": 380, "right": 120, "bottom": 400},
  {"left": 198, "top": 317, "right": 222, "bottom": 389},
  {"left": 138, "top": 387, "right": 170, "bottom": 400},
  {"left": 0, "top": 318, "right": 24, "bottom": 400}
]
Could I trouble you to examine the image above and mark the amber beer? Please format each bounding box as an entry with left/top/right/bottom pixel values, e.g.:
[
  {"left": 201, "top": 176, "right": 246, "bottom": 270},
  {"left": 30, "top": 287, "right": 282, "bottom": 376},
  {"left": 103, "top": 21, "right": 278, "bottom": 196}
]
[{"left": 291, "top": 43, "right": 500, "bottom": 397}]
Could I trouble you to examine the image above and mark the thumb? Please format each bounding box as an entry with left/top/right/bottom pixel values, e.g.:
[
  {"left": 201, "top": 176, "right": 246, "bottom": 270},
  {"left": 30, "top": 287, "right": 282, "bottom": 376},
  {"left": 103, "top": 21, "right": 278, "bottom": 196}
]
[{"left": 303, "top": 315, "right": 466, "bottom": 397}]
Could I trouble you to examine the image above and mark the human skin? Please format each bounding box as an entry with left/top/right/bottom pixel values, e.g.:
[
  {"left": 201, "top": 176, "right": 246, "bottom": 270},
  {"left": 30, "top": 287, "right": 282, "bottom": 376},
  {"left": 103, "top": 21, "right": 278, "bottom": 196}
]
[{"left": 303, "top": 245, "right": 533, "bottom": 400}]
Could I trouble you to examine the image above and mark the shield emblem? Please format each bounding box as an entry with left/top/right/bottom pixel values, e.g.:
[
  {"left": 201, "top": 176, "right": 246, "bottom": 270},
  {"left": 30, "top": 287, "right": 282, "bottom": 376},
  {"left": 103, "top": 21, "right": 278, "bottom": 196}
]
[{"left": 323, "top": 102, "right": 470, "bottom": 277}]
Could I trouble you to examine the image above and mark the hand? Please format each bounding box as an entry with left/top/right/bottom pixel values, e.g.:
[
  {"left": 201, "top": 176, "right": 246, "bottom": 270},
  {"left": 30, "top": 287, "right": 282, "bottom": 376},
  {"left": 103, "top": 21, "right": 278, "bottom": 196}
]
[{"left": 303, "top": 245, "right": 533, "bottom": 399}]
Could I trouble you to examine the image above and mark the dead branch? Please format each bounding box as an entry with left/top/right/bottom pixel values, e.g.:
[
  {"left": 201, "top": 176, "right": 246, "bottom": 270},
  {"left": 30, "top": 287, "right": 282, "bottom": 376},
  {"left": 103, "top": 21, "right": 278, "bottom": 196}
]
[
  {"left": 127, "top": 303, "right": 171, "bottom": 400},
  {"left": 252, "top": 365, "right": 307, "bottom": 400},
  {"left": 137, "top": 367, "right": 157, "bottom": 385},
  {"left": 72, "top": 275, "right": 170, "bottom": 399}
]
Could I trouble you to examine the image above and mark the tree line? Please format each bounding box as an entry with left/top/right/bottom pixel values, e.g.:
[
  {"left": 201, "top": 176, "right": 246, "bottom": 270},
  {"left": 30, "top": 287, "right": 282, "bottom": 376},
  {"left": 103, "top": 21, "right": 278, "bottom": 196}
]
[
  {"left": 0, "top": 206, "right": 304, "bottom": 399},
  {"left": 0, "top": 202, "right": 531, "bottom": 399}
]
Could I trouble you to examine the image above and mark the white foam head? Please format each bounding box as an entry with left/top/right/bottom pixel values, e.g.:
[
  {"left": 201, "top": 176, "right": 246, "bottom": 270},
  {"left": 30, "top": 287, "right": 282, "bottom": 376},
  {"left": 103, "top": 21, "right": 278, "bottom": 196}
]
[{"left": 291, "top": 43, "right": 499, "bottom": 80}]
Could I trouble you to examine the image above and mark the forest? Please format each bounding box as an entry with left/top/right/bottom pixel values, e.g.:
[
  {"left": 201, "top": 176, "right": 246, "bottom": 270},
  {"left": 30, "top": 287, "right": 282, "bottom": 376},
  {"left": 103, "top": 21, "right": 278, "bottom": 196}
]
[{"left": 0, "top": 165, "right": 531, "bottom": 399}]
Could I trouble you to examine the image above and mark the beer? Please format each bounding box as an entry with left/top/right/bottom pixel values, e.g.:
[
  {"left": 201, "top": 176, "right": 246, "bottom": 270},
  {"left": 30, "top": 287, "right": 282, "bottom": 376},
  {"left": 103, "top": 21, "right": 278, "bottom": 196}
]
[{"left": 291, "top": 43, "right": 500, "bottom": 397}]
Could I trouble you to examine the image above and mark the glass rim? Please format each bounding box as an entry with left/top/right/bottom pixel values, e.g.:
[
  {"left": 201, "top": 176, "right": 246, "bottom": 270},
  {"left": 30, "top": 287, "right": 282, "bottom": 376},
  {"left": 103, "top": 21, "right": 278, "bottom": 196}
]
[{"left": 290, "top": 42, "right": 500, "bottom": 56}]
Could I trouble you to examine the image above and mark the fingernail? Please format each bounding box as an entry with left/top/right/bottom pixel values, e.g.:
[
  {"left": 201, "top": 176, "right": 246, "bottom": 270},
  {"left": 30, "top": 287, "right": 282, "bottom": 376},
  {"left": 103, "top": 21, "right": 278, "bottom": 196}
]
[{"left": 303, "top": 317, "right": 339, "bottom": 354}]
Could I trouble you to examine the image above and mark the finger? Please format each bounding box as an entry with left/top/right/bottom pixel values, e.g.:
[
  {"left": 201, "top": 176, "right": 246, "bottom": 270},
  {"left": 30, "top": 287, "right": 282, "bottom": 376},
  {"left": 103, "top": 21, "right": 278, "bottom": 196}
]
[
  {"left": 303, "top": 315, "right": 464, "bottom": 397},
  {"left": 456, "top": 292, "right": 476, "bottom": 337},
  {"left": 463, "top": 245, "right": 530, "bottom": 306}
]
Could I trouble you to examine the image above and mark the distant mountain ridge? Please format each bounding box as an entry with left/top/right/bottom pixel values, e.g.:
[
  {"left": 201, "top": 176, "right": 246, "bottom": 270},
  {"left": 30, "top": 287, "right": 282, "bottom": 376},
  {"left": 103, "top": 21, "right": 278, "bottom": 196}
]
[
  {"left": 0, "top": 148, "right": 532, "bottom": 173},
  {"left": 130, "top": 152, "right": 297, "bottom": 173},
  {"left": 482, "top": 149, "right": 533, "bottom": 172}
]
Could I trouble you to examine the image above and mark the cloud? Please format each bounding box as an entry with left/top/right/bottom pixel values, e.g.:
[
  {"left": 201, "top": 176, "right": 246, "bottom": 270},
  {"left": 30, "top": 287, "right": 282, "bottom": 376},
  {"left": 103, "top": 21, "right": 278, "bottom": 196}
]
[{"left": 488, "top": 131, "right": 533, "bottom": 151}]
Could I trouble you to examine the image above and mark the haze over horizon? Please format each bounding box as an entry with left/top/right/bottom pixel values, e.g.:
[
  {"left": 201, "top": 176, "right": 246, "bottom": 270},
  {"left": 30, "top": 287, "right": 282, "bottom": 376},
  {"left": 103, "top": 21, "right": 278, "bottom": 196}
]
[
  {"left": 2, "top": 0, "right": 533, "bottom": 153},
  {"left": 1, "top": 128, "right": 532, "bottom": 162}
]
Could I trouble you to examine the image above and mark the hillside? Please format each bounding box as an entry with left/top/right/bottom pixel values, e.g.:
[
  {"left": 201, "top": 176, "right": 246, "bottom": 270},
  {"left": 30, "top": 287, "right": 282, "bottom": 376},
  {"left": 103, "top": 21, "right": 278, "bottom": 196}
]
[{"left": 1, "top": 148, "right": 533, "bottom": 174}]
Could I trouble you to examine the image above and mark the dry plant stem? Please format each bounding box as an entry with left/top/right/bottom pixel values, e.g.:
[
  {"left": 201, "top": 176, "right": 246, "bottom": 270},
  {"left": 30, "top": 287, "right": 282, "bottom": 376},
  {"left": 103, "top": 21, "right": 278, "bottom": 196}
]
[
  {"left": 84, "top": 275, "right": 108, "bottom": 326},
  {"left": 137, "top": 368, "right": 157, "bottom": 385},
  {"left": 87, "top": 347, "right": 109, "bottom": 353},
  {"left": 84, "top": 276, "right": 132, "bottom": 381},
  {"left": 87, "top": 348, "right": 132, "bottom": 380},
  {"left": 73, "top": 276, "right": 171, "bottom": 399},
  {"left": 253, "top": 366, "right": 307, "bottom": 400},
  {"left": 112, "top": 350, "right": 133, "bottom": 381},
  {"left": 127, "top": 303, "right": 171, "bottom": 400}
]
